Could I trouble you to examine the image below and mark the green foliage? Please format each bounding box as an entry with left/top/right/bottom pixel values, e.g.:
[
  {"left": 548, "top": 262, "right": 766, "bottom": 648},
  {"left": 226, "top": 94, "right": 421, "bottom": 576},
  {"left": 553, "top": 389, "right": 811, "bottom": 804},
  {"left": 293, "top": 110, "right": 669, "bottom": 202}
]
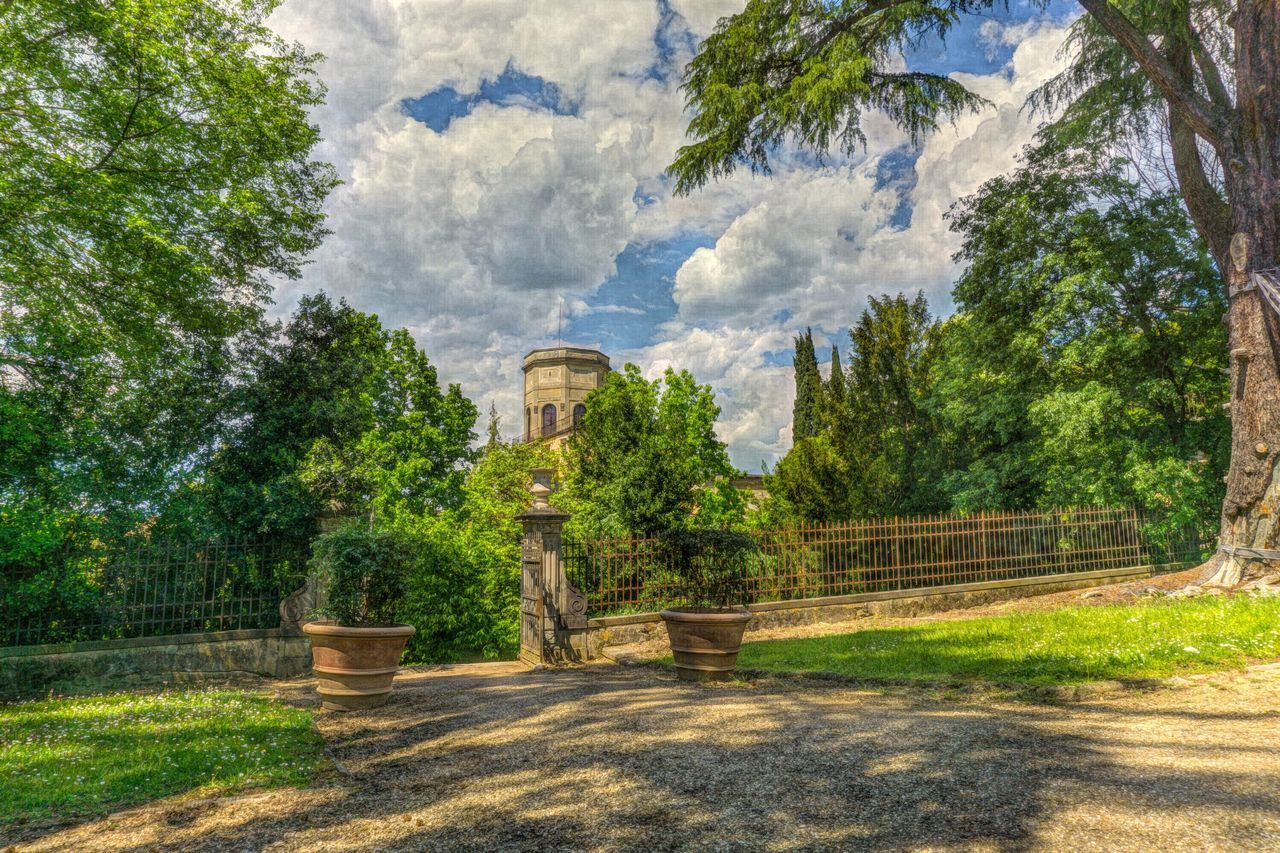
[
  {"left": 737, "top": 593, "right": 1280, "bottom": 687},
  {"left": 770, "top": 151, "right": 1226, "bottom": 534},
  {"left": 937, "top": 151, "right": 1227, "bottom": 520},
  {"left": 0, "top": 0, "right": 337, "bottom": 361},
  {"left": 843, "top": 292, "right": 947, "bottom": 513},
  {"left": 791, "top": 329, "right": 823, "bottom": 441},
  {"left": 772, "top": 293, "right": 946, "bottom": 520},
  {"left": 670, "top": 0, "right": 998, "bottom": 194},
  {"left": 395, "top": 440, "right": 560, "bottom": 662},
  {"left": 1, "top": 302, "right": 238, "bottom": 619},
  {"left": 209, "top": 294, "right": 477, "bottom": 542},
  {"left": 565, "top": 364, "right": 739, "bottom": 536},
  {"left": 1027, "top": 1, "right": 1232, "bottom": 176},
  {"left": 822, "top": 344, "right": 847, "bottom": 430},
  {"left": 310, "top": 527, "right": 413, "bottom": 626},
  {"left": 0, "top": 0, "right": 335, "bottom": 625},
  {"left": 659, "top": 529, "right": 760, "bottom": 610},
  {"left": 768, "top": 435, "right": 853, "bottom": 522},
  {"left": 0, "top": 690, "right": 322, "bottom": 825}
]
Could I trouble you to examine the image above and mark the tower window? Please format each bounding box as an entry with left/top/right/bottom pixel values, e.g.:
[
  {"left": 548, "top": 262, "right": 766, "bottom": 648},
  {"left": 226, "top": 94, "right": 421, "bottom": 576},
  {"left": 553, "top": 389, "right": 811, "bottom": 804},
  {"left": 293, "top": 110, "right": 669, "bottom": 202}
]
[
  {"left": 572, "top": 403, "right": 586, "bottom": 426},
  {"left": 541, "top": 404, "right": 557, "bottom": 437}
]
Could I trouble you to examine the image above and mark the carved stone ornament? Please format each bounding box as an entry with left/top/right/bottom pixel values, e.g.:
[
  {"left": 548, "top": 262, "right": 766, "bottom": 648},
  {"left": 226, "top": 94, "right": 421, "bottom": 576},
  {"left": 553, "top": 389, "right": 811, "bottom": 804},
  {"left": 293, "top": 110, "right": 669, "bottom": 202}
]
[{"left": 529, "top": 467, "right": 555, "bottom": 511}]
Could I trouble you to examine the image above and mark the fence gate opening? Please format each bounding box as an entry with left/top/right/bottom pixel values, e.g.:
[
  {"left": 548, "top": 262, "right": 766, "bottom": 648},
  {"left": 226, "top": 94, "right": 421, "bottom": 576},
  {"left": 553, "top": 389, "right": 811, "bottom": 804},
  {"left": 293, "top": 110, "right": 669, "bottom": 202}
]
[{"left": 518, "top": 469, "right": 589, "bottom": 665}]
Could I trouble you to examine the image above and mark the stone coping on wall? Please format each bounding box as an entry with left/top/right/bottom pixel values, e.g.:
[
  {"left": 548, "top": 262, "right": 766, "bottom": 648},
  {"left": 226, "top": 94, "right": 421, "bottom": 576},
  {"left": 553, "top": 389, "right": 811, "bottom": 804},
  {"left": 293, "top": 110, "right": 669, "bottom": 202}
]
[
  {"left": 1, "top": 627, "right": 313, "bottom": 701},
  {"left": 585, "top": 563, "right": 1194, "bottom": 629},
  {"left": 1, "top": 626, "right": 292, "bottom": 658}
]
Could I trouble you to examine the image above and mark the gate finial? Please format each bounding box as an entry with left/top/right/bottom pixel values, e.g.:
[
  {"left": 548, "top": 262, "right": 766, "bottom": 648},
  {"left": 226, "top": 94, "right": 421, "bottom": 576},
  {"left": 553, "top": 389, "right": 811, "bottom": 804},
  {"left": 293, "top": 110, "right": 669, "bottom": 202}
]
[{"left": 529, "top": 467, "right": 554, "bottom": 511}]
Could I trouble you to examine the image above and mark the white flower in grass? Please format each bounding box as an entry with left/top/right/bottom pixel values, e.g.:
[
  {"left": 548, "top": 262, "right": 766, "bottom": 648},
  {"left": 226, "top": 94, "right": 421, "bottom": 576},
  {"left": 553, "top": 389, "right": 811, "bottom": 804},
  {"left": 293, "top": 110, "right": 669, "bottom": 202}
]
[{"left": 1182, "top": 646, "right": 1200, "bottom": 654}]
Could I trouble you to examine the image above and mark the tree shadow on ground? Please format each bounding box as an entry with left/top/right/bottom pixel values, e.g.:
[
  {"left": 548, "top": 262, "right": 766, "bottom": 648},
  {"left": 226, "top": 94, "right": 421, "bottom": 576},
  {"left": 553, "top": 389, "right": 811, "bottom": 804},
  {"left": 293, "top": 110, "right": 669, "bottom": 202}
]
[{"left": 14, "top": 662, "right": 1280, "bottom": 851}]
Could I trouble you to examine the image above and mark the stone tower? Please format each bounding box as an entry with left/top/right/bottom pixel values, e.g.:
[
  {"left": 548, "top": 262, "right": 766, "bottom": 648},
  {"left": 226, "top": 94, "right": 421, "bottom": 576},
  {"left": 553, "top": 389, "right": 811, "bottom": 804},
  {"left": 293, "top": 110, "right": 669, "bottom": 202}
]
[{"left": 522, "top": 346, "right": 610, "bottom": 444}]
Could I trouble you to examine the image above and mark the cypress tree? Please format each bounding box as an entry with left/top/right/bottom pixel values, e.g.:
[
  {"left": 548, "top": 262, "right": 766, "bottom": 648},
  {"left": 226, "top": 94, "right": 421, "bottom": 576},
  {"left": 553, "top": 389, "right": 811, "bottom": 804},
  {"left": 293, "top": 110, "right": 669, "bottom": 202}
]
[
  {"left": 486, "top": 401, "right": 501, "bottom": 446},
  {"left": 826, "top": 344, "right": 846, "bottom": 409},
  {"left": 792, "top": 329, "right": 822, "bottom": 441}
]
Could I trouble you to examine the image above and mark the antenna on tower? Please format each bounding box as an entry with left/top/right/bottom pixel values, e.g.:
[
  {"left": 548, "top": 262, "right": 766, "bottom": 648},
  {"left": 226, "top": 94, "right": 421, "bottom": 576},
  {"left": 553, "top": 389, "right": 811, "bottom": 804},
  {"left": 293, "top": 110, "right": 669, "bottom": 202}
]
[{"left": 557, "top": 297, "right": 563, "bottom": 347}]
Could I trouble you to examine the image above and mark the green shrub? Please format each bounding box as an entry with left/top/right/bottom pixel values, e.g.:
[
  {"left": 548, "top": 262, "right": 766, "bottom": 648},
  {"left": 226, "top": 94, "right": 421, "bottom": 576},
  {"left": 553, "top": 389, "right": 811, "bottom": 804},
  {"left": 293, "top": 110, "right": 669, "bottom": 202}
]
[
  {"left": 310, "top": 527, "right": 412, "bottom": 626},
  {"left": 659, "top": 528, "right": 760, "bottom": 610}
]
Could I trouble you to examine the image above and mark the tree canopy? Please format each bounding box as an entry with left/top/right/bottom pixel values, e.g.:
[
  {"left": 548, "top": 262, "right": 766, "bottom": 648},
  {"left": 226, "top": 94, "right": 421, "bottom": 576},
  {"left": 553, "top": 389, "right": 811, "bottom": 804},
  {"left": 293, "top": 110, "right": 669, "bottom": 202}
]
[
  {"left": 565, "top": 364, "right": 741, "bottom": 536},
  {"left": 791, "top": 328, "right": 823, "bottom": 441},
  {"left": 210, "top": 294, "right": 478, "bottom": 540},
  {"left": 1, "top": 0, "right": 338, "bottom": 623},
  {"left": 939, "top": 149, "right": 1228, "bottom": 524},
  {"left": 0, "top": 0, "right": 337, "bottom": 359},
  {"left": 771, "top": 292, "right": 945, "bottom": 519}
]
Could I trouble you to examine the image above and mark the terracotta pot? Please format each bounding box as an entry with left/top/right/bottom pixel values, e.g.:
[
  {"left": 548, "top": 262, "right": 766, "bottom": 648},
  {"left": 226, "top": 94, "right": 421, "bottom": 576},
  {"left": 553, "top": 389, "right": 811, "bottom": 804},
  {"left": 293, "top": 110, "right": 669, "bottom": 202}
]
[
  {"left": 302, "top": 621, "right": 415, "bottom": 711},
  {"left": 659, "top": 607, "right": 753, "bottom": 682}
]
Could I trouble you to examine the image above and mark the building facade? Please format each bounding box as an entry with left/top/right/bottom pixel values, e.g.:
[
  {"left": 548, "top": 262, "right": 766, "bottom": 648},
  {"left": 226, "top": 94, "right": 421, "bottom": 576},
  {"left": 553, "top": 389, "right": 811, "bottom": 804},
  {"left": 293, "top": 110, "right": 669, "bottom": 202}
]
[{"left": 522, "top": 346, "right": 610, "bottom": 445}]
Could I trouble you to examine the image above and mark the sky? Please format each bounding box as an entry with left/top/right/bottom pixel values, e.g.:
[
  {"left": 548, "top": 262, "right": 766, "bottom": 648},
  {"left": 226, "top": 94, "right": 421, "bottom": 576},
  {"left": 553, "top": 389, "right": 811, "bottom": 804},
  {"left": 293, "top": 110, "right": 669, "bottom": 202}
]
[{"left": 266, "top": 0, "right": 1081, "bottom": 471}]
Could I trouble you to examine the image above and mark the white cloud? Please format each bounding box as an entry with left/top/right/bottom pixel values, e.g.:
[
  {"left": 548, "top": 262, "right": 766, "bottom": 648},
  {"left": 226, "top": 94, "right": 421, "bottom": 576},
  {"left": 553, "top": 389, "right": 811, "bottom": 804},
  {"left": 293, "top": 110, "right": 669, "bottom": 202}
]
[
  {"left": 266, "top": 2, "right": 1072, "bottom": 467},
  {"left": 267, "top": 1, "right": 673, "bottom": 430}
]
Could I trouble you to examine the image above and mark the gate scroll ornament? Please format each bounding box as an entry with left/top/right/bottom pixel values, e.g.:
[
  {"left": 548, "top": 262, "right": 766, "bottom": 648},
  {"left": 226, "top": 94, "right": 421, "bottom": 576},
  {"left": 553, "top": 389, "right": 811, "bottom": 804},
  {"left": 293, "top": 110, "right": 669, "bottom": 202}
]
[{"left": 517, "top": 468, "right": 590, "bottom": 664}]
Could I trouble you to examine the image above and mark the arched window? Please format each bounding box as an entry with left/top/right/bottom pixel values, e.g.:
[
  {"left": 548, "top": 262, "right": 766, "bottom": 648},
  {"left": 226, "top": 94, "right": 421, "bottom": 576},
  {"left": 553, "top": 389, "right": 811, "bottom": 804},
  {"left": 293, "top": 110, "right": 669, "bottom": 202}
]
[
  {"left": 572, "top": 403, "right": 586, "bottom": 427},
  {"left": 541, "top": 404, "right": 557, "bottom": 437}
]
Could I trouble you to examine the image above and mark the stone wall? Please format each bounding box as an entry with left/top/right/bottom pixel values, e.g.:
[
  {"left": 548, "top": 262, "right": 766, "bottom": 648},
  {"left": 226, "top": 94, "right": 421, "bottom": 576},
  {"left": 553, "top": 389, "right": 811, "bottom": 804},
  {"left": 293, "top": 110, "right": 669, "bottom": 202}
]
[
  {"left": 585, "top": 564, "right": 1186, "bottom": 650},
  {"left": 0, "top": 628, "right": 312, "bottom": 701}
]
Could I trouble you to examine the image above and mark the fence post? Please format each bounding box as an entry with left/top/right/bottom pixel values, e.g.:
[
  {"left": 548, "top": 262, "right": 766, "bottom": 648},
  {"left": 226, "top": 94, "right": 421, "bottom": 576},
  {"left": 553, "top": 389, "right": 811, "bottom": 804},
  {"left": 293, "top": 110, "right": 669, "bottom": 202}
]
[{"left": 516, "top": 468, "right": 590, "bottom": 664}]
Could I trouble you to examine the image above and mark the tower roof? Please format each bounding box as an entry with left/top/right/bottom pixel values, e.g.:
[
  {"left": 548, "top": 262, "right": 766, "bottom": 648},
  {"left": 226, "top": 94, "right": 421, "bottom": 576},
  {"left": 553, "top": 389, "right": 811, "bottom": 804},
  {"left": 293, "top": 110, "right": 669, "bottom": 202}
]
[{"left": 523, "top": 346, "right": 610, "bottom": 371}]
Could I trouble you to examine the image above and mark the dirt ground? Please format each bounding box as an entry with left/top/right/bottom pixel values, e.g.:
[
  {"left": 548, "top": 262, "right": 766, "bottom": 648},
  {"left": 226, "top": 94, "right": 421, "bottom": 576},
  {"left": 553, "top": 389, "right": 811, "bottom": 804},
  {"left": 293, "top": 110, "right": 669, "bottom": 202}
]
[{"left": 8, "top": 649, "right": 1280, "bottom": 852}]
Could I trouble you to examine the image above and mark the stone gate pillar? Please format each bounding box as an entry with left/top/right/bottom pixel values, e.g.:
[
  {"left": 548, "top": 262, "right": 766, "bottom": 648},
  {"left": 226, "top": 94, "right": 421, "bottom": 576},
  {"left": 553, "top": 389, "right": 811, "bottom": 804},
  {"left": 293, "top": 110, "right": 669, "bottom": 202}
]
[{"left": 517, "top": 468, "right": 590, "bottom": 664}]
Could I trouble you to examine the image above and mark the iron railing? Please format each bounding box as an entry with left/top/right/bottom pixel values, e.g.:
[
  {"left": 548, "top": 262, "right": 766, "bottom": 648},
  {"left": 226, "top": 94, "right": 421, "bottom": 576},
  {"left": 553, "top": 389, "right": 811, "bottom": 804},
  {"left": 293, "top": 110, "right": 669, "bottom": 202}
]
[
  {"left": 563, "top": 507, "right": 1210, "bottom": 617},
  {"left": 2, "top": 536, "right": 311, "bottom": 648}
]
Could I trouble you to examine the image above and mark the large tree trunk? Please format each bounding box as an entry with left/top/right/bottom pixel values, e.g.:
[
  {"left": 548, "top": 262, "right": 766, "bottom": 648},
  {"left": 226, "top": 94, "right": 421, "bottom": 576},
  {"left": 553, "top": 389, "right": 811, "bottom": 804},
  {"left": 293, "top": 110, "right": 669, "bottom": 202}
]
[{"left": 1206, "top": 2, "right": 1280, "bottom": 586}]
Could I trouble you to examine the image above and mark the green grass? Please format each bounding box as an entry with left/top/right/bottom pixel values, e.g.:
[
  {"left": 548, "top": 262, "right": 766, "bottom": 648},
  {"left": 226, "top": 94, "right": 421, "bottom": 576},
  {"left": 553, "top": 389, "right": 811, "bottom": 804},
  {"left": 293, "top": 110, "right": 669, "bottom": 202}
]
[
  {"left": 736, "top": 594, "right": 1280, "bottom": 687},
  {"left": 0, "top": 689, "right": 324, "bottom": 826}
]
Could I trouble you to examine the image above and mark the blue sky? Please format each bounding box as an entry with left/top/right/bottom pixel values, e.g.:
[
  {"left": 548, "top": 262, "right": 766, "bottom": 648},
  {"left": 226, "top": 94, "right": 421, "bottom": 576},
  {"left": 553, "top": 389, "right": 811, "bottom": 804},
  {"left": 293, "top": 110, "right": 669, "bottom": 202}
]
[{"left": 268, "top": 0, "right": 1079, "bottom": 469}]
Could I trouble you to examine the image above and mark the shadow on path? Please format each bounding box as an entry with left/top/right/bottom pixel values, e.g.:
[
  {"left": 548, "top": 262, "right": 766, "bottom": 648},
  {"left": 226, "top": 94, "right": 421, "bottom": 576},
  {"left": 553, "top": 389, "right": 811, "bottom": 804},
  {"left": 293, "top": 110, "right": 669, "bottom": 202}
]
[{"left": 14, "top": 661, "right": 1280, "bottom": 852}]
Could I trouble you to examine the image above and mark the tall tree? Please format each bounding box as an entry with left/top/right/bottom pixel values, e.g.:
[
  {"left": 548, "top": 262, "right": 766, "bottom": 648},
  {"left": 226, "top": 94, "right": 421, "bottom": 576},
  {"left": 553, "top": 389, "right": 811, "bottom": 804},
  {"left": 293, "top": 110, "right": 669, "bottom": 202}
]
[
  {"left": 1, "top": 0, "right": 335, "bottom": 623},
  {"left": 823, "top": 344, "right": 847, "bottom": 429},
  {"left": 0, "top": 0, "right": 337, "bottom": 360},
  {"left": 671, "top": 0, "right": 1278, "bottom": 584},
  {"left": 936, "top": 150, "right": 1229, "bottom": 529},
  {"left": 565, "top": 364, "right": 739, "bottom": 536},
  {"left": 842, "top": 292, "right": 947, "bottom": 515},
  {"left": 209, "top": 295, "right": 477, "bottom": 541},
  {"left": 791, "top": 328, "right": 823, "bottom": 440},
  {"left": 771, "top": 294, "right": 945, "bottom": 519}
]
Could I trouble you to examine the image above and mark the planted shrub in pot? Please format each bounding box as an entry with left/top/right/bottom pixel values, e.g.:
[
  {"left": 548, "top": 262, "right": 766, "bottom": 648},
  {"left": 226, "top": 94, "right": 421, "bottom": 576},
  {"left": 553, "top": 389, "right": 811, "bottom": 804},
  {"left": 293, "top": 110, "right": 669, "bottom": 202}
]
[
  {"left": 303, "top": 527, "right": 416, "bottom": 711},
  {"left": 658, "top": 529, "right": 759, "bottom": 682}
]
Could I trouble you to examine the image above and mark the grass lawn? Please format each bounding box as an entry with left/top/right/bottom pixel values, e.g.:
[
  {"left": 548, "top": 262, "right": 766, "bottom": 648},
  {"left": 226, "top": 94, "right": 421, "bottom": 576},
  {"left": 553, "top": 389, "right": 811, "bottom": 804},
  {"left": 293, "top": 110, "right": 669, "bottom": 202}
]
[
  {"left": 736, "top": 594, "right": 1280, "bottom": 686},
  {"left": 0, "top": 689, "right": 324, "bottom": 826}
]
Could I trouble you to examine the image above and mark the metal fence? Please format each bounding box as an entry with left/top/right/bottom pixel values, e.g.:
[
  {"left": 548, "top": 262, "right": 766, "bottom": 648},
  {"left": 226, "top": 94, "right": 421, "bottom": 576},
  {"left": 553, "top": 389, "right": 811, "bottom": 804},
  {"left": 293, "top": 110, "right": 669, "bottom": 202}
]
[
  {"left": 2, "top": 537, "right": 312, "bottom": 648},
  {"left": 563, "top": 507, "right": 1210, "bottom": 617}
]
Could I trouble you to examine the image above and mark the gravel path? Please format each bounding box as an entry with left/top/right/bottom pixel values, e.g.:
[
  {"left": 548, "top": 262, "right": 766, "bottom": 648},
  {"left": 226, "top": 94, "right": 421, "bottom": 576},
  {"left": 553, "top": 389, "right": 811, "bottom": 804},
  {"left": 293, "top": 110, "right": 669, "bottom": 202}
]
[{"left": 8, "top": 658, "right": 1280, "bottom": 852}]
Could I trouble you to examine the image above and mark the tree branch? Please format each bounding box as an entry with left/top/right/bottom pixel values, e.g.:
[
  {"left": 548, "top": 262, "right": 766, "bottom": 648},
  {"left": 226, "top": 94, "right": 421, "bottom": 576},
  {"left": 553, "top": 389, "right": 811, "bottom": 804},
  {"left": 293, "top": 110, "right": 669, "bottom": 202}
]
[
  {"left": 90, "top": 62, "right": 147, "bottom": 172},
  {"left": 1162, "top": 13, "right": 1232, "bottom": 266},
  {"left": 1189, "top": 23, "right": 1233, "bottom": 112},
  {"left": 1077, "top": 0, "right": 1233, "bottom": 150}
]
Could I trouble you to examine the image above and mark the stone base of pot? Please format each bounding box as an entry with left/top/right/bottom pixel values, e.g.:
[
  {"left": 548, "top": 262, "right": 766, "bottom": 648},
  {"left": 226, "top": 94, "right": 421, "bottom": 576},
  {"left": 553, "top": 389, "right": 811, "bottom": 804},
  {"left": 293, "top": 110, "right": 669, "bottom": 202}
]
[
  {"left": 302, "top": 622, "right": 415, "bottom": 711},
  {"left": 659, "top": 608, "right": 753, "bottom": 682}
]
